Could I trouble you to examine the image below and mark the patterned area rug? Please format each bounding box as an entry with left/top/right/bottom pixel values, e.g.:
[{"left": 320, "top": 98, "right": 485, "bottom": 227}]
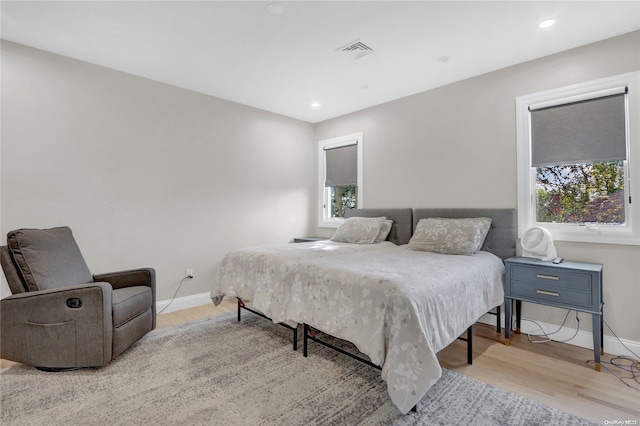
[{"left": 1, "top": 311, "right": 594, "bottom": 425}]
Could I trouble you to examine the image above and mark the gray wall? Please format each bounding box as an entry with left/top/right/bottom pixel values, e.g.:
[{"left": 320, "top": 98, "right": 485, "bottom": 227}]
[
  {"left": 314, "top": 31, "right": 640, "bottom": 343},
  {"left": 1, "top": 40, "right": 315, "bottom": 301},
  {"left": 2, "top": 31, "right": 639, "bottom": 344}
]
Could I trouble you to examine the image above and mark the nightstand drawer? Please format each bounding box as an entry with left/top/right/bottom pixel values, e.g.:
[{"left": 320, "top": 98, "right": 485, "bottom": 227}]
[
  {"left": 510, "top": 265, "right": 591, "bottom": 291},
  {"left": 510, "top": 279, "right": 591, "bottom": 308}
]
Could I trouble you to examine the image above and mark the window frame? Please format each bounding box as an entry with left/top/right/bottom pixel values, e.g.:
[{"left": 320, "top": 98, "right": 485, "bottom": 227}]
[
  {"left": 317, "top": 132, "right": 363, "bottom": 228},
  {"left": 516, "top": 71, "right": 640, "bottom": 245}
]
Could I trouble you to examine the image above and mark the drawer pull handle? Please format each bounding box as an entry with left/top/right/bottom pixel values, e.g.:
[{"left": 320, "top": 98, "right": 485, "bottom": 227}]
[
  {"left": 537, "top": 290, "right": 560, "bottom": 297},
  {"left": 536, "top": 274, "right": 559, "bottom": 281}
]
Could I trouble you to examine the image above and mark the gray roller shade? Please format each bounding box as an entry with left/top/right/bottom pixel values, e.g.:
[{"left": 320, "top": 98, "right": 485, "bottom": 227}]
[
  {"left": 530, "top": 92, "right": 627, "bottom": 166},
  {"left": 324, "top": 144, "right": 357, "bottom": 187}
]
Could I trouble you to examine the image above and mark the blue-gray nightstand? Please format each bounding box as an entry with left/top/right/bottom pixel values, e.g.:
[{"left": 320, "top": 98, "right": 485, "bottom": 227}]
[{"left": 503, "top": 256, "right": 604, "bottom": 371}]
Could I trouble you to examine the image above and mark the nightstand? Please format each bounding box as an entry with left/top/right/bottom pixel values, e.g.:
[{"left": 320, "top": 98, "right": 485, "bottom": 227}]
[
  {"left": 293, "top": 237, "right": 328, "bottom": 243},
  {"left": 503, "top": 256, "right": 603, "bottom": 371}
]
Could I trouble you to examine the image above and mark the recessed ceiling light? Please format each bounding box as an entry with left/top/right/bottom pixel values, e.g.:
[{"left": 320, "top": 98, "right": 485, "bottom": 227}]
[
  {"left": 311, "top": 102, "right": 321, "bottom": 108},
  {"left": 538, "top": 19, "right": 556, "bottom": 29},
  {"left": 265, "top": 2, "right": 285, "bottom": 16},
  {"left": 437, "top": 55, "right": 450, "bottom": 63}
]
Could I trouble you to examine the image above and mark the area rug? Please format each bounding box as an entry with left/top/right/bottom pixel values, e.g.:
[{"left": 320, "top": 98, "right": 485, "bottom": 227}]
[{"left": 1, "top": 311, "right": 594, "bottom": 426}]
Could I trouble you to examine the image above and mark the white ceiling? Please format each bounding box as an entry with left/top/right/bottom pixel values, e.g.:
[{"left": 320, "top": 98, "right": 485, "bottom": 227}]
[{"left": 2, "top": 1, "right": 639, "bottom": 123}]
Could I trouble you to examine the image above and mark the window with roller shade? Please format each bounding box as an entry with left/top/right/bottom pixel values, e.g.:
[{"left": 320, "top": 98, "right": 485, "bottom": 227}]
[
  {"left": 531, "top": 92, "right": 626, "bottom": 225},
  {"left": 318, "top": 133, "right": 363, "bottom": 227},
  {"left": 516, "top": 71, "right": 640, "bottom": 245}
]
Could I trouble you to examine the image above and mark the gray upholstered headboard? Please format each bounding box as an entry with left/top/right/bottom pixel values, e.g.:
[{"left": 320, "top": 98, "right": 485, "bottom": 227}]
[
  {"left": 343, "top": 208, "right": 516, "bottom": 257},
  {"left": 345, "top": 208, "right": 413, "bottom": 245},
  {"left": 413, "top": 208, "right": 517, "bottom": 260}
]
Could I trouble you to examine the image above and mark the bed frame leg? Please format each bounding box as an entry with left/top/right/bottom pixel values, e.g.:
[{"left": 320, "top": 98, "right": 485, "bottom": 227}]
[
  {"left": 496, "top": 305, "right": 501, "bottom": 333},
  {"left": 236, "top": 298, "right": 299, "bottom": 351},
  {"left": 303, "top": 324, "right": 309, "bottom": 357},
  {"left": 293, "top": 328, "right": 298, "bottom": 351},
  {"left": 467, "top": 325, "right": 473, "bottom": 365}
]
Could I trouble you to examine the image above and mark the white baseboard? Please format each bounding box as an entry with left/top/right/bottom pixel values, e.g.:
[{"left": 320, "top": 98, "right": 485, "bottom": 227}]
[
  {"left": 478, "top": 312, "right": 640, "bottom": 360},
  {"left": 156, "top": 292, "right": 213, "bottom": 314}
]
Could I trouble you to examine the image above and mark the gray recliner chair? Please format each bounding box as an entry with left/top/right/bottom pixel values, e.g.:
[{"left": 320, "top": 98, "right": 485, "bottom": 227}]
[{"left": 0, "top": 226, "right": 156, "bottom": 370}]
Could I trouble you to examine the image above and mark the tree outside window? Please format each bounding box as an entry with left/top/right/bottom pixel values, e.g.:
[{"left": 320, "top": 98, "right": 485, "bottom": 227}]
[
  {"left": 330, "top": 185, "right": 357, "bottom": 218},
  {"left": 535, "top": 161, "right": 625, "bottom": 224}
]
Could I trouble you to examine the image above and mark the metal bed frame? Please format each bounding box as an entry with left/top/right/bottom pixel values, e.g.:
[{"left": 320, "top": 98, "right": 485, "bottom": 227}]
[
  {"left": 303, "top": 323, "right": 475, "bottom": 367},
  {"left": 237, "top": 298, "right": 299, "bottom": 351},
  {"left": 302, "top": 323, "right": 473, "bottom": 413},
  {"left": 238, "top": 295, "right": 499, "bottom": 354},
  {"left": 237, "top": 296, "right": 481, "bottom": 413}
]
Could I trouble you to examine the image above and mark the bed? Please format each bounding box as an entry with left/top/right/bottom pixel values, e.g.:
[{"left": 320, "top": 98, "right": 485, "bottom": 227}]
[
  {"left": 211, "top": 239, "right": 401, "bottom": 349},
  {"left": 210, "top": 209, "right": 412, "bottom": 349},
  {"left": 210, "top": 208, "right": 516, "bottom": 414},
  {"left": 211, "top": 208, "right": 412, "bottom": 333}
]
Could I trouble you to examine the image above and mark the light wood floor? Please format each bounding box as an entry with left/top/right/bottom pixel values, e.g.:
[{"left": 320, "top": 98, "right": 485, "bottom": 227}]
[{"left": 4, "top": 300, "right": 639, "bottom": 423}]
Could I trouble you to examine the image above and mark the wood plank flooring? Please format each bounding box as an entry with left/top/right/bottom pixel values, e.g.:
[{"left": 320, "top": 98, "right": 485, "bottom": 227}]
[{"left": 4, "top": 300, "right": 638, "bottom": 424}]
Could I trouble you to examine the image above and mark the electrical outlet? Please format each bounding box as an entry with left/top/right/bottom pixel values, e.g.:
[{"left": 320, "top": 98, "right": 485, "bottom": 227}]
[{"left": 185, "top": 269, "right": 194, "bottom": 279}]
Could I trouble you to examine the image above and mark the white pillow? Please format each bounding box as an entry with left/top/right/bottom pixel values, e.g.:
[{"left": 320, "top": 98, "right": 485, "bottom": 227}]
[
  {"left": 374, "top": 219, "right": 393, "bottom": 243},
  {"left": 408, "top": 217, "right": 492, "bottom": 255},
  {"left": 330, "top": 216, "right": 387, "bottom": 244}
]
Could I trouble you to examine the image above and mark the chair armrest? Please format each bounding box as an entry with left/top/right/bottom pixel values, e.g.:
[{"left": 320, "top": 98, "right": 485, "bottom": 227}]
[
  {"left": 94, "top": 268, "right": 156, "bottom": 327},
  {"left": 93, "top": 268, "right": 155, "bottom": 290},
  {"left": 0, "top": 283, "right": 113, "bottom": 367}
]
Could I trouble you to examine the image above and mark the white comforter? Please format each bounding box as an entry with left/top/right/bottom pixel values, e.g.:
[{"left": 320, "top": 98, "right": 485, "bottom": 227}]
[
  {"left": 211, "top": 243, "right": 504, "bottom": 414},
  {"left": 211, "top": 240, "right": 395, "bottom": 309}
]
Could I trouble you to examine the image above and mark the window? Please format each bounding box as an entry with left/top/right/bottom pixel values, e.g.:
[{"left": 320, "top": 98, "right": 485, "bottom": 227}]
[
  {"left": 318, "top": 132, "right": 363, "bottom": 227},
  {"left": 516, "top": 71, "right": 640, "bottom": 245}
]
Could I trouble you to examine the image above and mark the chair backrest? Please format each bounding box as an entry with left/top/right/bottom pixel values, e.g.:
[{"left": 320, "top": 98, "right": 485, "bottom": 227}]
[
  {"left": 1, "top": 246, "right": 28, "bottom": 294},
  {"left": 3, "top": 227, "right": 93, "bottom": 292}
]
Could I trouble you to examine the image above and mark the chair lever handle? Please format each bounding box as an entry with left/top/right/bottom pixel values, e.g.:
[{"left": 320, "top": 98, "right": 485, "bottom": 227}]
[{"left": 66, "top": 298, "right": 83, "bottom": 309}]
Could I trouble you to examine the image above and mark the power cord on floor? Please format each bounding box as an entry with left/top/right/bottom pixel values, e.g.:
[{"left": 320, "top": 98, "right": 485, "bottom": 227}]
[
  {"left": 525, "top": 310, "right": 580, "bottom": 344},
  {"left": 156, "top": 276, "right": 190, "bottom": 315},
  {"left": 514, "top": 311, "right": 640, "bottom": 391},
  {"left": 509, "top": 310, "right": 580, "bottom": 344},
  {"left": 585, "top": 320, "right": 640, "bottom": 391},
  {"left": 587, "top": 356, "right": 640, "bottom": 391}
]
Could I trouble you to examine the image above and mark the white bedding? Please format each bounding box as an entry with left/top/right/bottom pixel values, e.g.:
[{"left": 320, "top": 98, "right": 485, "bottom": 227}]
[
  {"left": 211, "top": 243, "right": 504, "bottom": 414},
  {"left": 211, "top": 240, "right": 395, "bottom": 307}
]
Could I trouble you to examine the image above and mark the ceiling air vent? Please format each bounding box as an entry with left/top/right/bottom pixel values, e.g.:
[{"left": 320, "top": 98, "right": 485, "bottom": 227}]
[{"left": 336, "top": 38, "right": 374, "bottom": 60}]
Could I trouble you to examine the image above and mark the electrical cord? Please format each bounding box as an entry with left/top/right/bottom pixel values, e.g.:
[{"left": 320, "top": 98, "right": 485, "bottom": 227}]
[
  {"left": 587, "top": 356, "right": 640, "bottom": 391},
  {"left": 514, "top": 310, "right": 640, "bottom": 391},
  {"left": 584, "top": 320, "right": 640, "bottom": 391},
  {"left": 156, "top": 276, "right": 190, "bottom": 315},
  {"left": 525, "top": 310, "right": 580, "bottom": 344},
  {"left": 604, "top": 319, "right": 640, "bottom": 360}
]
